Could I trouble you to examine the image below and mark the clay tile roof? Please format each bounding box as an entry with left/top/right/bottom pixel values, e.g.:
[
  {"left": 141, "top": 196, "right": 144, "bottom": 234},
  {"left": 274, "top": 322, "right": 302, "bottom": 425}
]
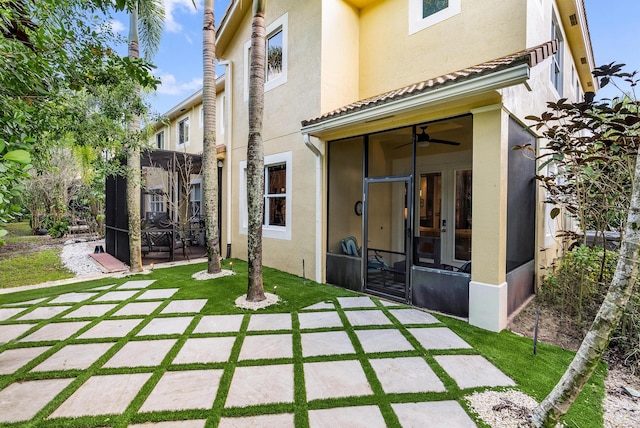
[{"left": 301, "top": 40, "right": 558, "bottom": 128}]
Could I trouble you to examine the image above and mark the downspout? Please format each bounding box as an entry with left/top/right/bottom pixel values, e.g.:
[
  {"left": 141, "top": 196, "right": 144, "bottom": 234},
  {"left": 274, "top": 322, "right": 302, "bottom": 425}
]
[
  {"left": 303, "top": 133, "right": 322, "bottom": 283},
  {"left": 218, "top": 60, "right": 233, "bottom": 256}
]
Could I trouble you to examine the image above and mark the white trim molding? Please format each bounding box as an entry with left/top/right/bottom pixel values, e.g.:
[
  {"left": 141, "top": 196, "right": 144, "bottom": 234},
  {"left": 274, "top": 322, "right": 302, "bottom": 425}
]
[
  {"left": 409, "top": 0, "right": 461, "bottom": 35},
  {"left": 469, "top": 280, "right": 508, "bottom": 332}
]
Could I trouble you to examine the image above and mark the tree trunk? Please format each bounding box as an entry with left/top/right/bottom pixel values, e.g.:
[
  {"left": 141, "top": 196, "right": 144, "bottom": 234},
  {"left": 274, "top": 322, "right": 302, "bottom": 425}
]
[
  {"left": 202, "top": 0, "right": 221, "bottom": 274},
  {"left": 126, "top": 6, "right": 143, "bottom": 273},
  {"left": 531, "top": 146, "right": 640, "bottom": 427},
  {"left": 246, "top": 0, "right": 267, "bottom": 302}
]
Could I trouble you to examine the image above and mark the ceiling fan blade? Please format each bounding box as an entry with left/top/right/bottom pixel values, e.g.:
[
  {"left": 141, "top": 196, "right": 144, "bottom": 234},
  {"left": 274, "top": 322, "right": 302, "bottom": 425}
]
[
  {"left": 393, "top": 142, "right": 412, "bottom": 149},
  {"left": 429, "top": 138, "right": 460, "bottom": 146}
]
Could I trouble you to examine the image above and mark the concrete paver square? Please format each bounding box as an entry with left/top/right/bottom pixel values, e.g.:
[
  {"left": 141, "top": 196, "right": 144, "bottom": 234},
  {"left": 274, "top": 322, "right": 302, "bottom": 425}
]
[
  {"left": 308, "top": 405, "right": 386, "bottom": 428},
  {"left": 137, "top": 316, "right": 192, "bottom": 336},
  {"left": 173, "top": 337, "right": 236, "bottom": 364},
  {"left": 389, "top": 308, "right": 439, "bottom": 325},
  {"left": 225, "top": 364, "right": 294, "bottom": 407},
  {"left": 337, "top": 296, "right": 376, "bottom": 308},
  {"left": 118, "top": 280, "right": 156, "bottom": 289},
  {"left": 408, "top": 327, "right": 473, "bottom": 350},
  {"left": 0, "top": 346, "right": 50, "bottom": 375},
  {"left": 103, "top": 339, "right": 176, "bottom": 368},
  {"left": 3, "top": 298, "right": 46, "bottom": 306},
  {"left": 344, "top": 310, "right": 392, "bottom": 327},
  {"left": 298, "top": 311, "right": 343, "bottom": 329},
  {"left": 63, "top": 304, "right": 117, "bottom": 318},
  {"left": 32, "top": 343, "right": 113, "bottom": 372},
  {"left": 113, "top": 301, "right": 162, "bottom": 316},
  {"left": 238, "top": 334, "right": 292, "bottom": 360},
  {"left": 0, "top": 307, "right": 26, "bottom": 321},
  {"left": 193, "top": 315, "right": 244, "bottom": 333},
  {"left": 434, "top": 355, "right": 516, "bottom": 389},
  {"left": 140, "top": 369, "right": 223, "bottom": 412},
  {"left": 0, "top": 323, "right": 35, "bottom": 344},
  {"left": 355, "top": 329, "right": 414, "bottom": 353},
  {"left": 161, "top": 299, "right": 208, "bottom": 314},
  {"left": 129, "top": 421, "right": 206, "bottom": 428},
  {"left": 370, "top": 357, "right": 446, "bottom": 393},
  {"left": 392, "top": 401, "right": 476, "bottom": 427},
  {"left": 246, "top": 313, "right": 291, "bottom": 331},
  {"left": 0, "top": 378, "right": 73, "bottom": 422},
  {"left": 50, "top": 373, "right": 151, "bottom": 418},
  {"left": 301, "top": 331, "right": 355, "bottom": 357},
  {"left": 90, "top": 284, "right": 115, "bottom": 291},
  {"left": 20, "top": 321, "right": 89, "bottom": 342},
  {"left": 94, "top": 290, "right": 139, "bottom": 302},
  {"left": 77, "top": 319, "right": 142, "bottom": 339},
  {"left": 137, "top": 288, "right": 179, "bottom": 300},
  {"left": 379, "top": 300, "right": 405, "bottom": 307},
  {"left": 49, "top": 293, "right": 95, "bottom": 304},
  {"left": 301, "top": 301, "right": 334, "bottom": 311},
  {"left": 304, "top": 360, "right": 373, "bottom": 401},
  {"left": 218, "top": 414, "right": 295, "bottom": 428},
  {"left": 17, "top": 306, "right": 72, "bottom": 321}
]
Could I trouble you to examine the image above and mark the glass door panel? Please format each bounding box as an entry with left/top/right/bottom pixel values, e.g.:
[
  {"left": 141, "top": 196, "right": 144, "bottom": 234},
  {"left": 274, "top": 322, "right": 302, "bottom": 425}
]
[
  {"left": 415, "top": 172, "right": 442, "bottom": 267},
  {"left": 454, "top": 170, "right": 472, "bottom": 261}
]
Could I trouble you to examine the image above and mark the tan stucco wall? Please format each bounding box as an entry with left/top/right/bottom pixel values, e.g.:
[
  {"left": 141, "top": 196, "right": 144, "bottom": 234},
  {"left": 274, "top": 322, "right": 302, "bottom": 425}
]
[{"left": 357, "top": 0, "right": 527, "bottom": 99}]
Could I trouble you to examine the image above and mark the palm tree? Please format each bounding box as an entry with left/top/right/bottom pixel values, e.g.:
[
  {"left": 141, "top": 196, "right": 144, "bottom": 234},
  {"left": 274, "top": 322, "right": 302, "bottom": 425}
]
[
  {"left": 202, "top": 0, "right": 221, "bottom": 274},
  {"left": 246, "top": 0, "right": 267, "bottom": 301},
  {"left": 125, "top": 0, "right": 164, "bottom": 273}
]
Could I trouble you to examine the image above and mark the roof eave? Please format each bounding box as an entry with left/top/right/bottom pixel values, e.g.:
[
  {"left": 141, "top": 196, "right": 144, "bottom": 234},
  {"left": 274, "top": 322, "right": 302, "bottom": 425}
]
[{"left": 301, "top": 63, "right": 530, "bottom": 137}]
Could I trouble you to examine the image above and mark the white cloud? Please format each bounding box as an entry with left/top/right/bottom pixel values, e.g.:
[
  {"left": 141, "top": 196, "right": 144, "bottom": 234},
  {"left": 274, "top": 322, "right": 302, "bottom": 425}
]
[
  {"left": 156, "top": 73, "right": 203, "bottom": 95},
  {"left": 108, "top": 19, "right": 126, "bottom": 34},
  {"left": 163, "top": 0, "right": 201, "bottom": 33},
  {"left": 185, "top": 34, "right": 193, "bottom": 45}
]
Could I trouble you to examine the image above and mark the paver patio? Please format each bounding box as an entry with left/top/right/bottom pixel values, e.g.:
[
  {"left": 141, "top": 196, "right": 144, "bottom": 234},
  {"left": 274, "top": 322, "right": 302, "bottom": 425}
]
[{"left": 0, "top": 276, "right": 518, "bottom": 426}]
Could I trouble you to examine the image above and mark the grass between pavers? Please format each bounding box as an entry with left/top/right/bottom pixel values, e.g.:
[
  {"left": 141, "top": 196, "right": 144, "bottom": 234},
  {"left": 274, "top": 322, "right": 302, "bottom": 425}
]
[{"left": 0, "top": 259, "right": 605, "bottom": 427}]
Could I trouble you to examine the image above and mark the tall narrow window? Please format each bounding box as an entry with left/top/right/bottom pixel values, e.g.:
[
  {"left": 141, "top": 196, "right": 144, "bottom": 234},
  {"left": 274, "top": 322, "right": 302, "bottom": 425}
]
[
  {"left": 265, "top": 164, "right": 286, "bottom": 226},
  {"left": 190, "top": 182, "right": 202, "bottom": 219},
  {"left": 266, "top": 30, "right": 283, "bottom": 82},
  {"left": 155, "top": 131, "right": 165, "bottom": 149},
  {"left": 454, "top": 170, "right": 472, "bottom": 261},
  {"left": 150, "top": 193, "right": 164, "bottom": 213},
  {"left": 551, "top": 15, "right": 564, "bottom": 95},
  {"left": 177, "top": 117, "right": 190, "bottom": 147}
]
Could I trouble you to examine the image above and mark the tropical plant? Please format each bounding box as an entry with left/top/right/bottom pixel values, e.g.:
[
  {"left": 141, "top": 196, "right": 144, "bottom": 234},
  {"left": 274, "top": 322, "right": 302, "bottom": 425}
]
[
  {"left": 246, "top": 0, "right": 268, "bottom": 301},
  {"left": 202, "top": 0, "right": 222, "bottom": 274},
  {"left": 528, "top": 63, "right": 640, "bottom": 426}
]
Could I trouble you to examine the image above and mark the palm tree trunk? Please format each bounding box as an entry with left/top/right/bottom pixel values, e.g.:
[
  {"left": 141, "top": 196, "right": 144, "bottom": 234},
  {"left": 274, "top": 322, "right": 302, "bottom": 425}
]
[
  {"left": 126, "top": 5, "right": 143, "bottom": 273},
  {"left": 246, "top": 0, "right": 267, "bottom": 301},
  {"left": 202, "top": 0, "right": 221, "bottom": 274},
  {"left": 530, "top": 145, "right": 640, "bottom": 427}
]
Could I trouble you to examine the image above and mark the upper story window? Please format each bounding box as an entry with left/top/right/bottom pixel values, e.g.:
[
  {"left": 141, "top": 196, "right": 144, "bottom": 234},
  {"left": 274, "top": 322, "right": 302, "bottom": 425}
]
[
  {"left": 239, "top": 151, "right": 292, "bottom": 240},
  {"left": 551, "top": 13, "right": 564, "bottom": 95},
  {"left": 177, "top": 116, "right": 190, "bottom": 148},
  {"left": 409, "top": 0, "right": 461, "bottom": 35},
  {"left": 155, "top": 130, "right": 165, "bottom": 149},
  {"left": 244, "top": 13, "right": 289, "bottom": 100}
]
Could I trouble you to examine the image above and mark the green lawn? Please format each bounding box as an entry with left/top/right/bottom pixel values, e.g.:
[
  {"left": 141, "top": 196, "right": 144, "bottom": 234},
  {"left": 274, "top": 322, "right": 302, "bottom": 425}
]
[{"left": 0, "top": 260, "right": 605, "bottom": 427}]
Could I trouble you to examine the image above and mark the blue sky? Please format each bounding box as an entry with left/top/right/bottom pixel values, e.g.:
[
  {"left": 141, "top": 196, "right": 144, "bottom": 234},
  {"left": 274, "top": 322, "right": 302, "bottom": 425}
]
[{"left": 108, "top": 0, "right": 639, "bottom": 114}]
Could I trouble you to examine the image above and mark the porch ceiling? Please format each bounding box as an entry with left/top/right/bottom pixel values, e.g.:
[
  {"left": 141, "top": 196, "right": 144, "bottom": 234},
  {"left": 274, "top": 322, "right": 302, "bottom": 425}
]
[{"left": 301, "top": 41, "right": 558, "bottom": 137}]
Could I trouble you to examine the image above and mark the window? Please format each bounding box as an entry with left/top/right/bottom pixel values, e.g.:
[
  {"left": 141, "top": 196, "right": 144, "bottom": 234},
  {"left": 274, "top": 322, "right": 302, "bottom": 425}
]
[
  {"left": 239, "top": 151, "right": 292, "bottom": 240},
  {"left": 244, "top": 13, "right": 288, "bottom": 100},
  {"left": 177, "top": 116, "right": 190, "bottom": 147},
  {"left": 190, "top": 181, "right": 202, "bottom": 219},
  {"left": 409, "top": 0, "right": 460, "bottom": 35},
  {"left": 155, "top": 131, "right": 165, "bottom": 149},
  {"left": 149, "top": 193, "right": 164, "bottom": 213},
  {"left": 551, "top": 14, "right": 564, "bottom": 95},
  {"left": 199, "top": 106, "right": 203, "bottom": 128}
]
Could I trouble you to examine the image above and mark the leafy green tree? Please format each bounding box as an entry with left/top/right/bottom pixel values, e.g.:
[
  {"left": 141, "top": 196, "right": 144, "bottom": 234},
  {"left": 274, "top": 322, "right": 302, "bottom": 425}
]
[
  {"left": 202, "top": 0, "right": 222, "bottom": 274},
  {"left": 527, "top": 63, "right": 640, "bottom": 426},
  {"left": 246, "top": 0, "right": 267, "bottom": 301}
]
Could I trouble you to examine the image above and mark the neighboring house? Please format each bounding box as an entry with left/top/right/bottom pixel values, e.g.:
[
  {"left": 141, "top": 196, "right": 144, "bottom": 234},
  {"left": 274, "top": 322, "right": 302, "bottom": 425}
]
[{"left": 121, "top": 0, "right": 596, "bottom": 332}]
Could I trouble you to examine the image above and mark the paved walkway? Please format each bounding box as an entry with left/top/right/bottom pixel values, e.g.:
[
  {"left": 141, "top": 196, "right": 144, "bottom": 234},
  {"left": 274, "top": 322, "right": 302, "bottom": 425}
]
[{"left": 0, "top": 279, "right": 516, "bottom": 427}]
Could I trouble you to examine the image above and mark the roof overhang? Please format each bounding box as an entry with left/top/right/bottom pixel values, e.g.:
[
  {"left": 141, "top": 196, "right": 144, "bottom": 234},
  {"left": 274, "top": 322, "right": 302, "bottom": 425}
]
[
  {"left": 217, "top": 0, "right": 251, "bottom": 56},
  {"left": 301, "top": 63, "right": 530, "bottom": 138}
]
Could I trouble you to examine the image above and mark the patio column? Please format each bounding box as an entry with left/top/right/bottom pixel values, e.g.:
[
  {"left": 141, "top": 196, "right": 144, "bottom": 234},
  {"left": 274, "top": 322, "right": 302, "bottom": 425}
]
[{"left": 469, "top": 104, "right": 509, "bottom": 332}]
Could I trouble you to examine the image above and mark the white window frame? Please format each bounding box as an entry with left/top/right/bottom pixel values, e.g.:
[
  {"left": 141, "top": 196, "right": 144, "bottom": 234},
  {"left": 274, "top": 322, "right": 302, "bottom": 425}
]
[
  {"left": 243, "top": 13, "right": 288, "bottom": 101},
  {"left": 199, "top": 106, "right": 204, "bottom": 128},
  {"left": 149, "top": 193, "right": 164, "bottom": 213},
  {"left": 155, "top": 130, "right": 165, "bottom": 149},
  {"left": 409, "top": 0, "right": 461, "bottom": 35},
  {"left": 550, "top": 13, "right": 564, "bottom": 96},
  {"left": 239, "top": 151, "right": 292, "bottom": 240},
  {"left": 177, "top": 116, "right": 190, "bottom": 148},
  {"left": 190, "top": 178, "right": 202, "bottom": 220}
]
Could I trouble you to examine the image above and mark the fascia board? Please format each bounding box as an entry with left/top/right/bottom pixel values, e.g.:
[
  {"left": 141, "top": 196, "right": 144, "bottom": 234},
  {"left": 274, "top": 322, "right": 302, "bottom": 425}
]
[{"left": 301, "top": 63, "right": 530, "bottom": 136}]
